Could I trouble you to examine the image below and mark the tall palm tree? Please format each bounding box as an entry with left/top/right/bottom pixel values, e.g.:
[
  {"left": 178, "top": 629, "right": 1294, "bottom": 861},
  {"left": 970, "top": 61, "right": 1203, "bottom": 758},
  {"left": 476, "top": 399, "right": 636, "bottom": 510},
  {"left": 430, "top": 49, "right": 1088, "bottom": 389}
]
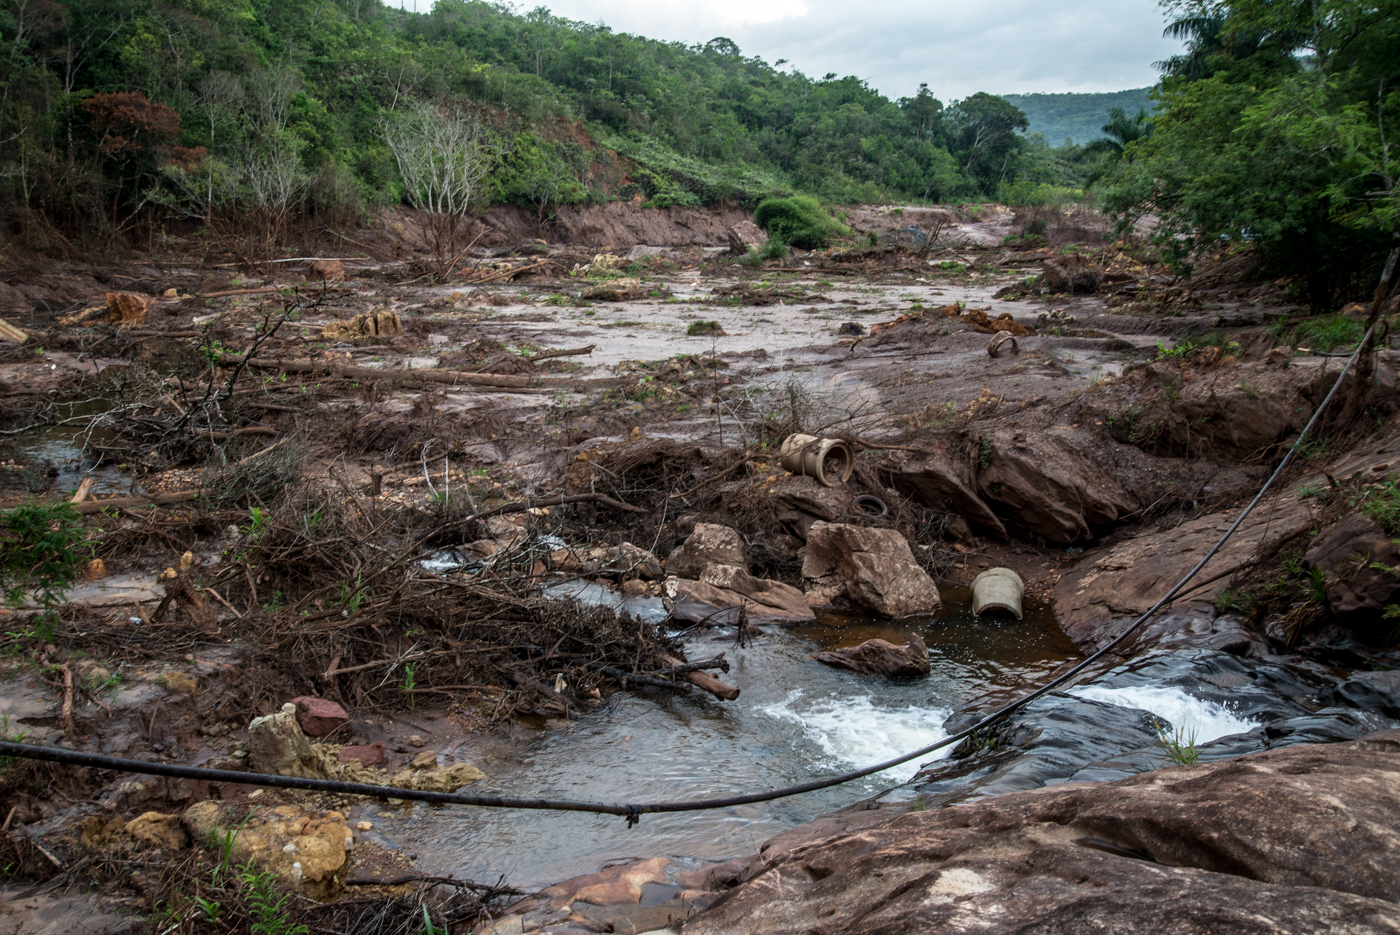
[{"left": 1085, "top": 107, "right": 1152, "bottom": 184}]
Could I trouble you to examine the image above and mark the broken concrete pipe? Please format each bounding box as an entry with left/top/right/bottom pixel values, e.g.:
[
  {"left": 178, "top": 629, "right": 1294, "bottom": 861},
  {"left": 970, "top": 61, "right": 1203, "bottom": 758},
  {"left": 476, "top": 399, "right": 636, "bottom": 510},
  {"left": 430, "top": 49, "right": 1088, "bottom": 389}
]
[
  {"left": 972, "top": 567, "right": 1024, "bottom": 620},
  {"left": 987, "top": 331, "right": 1019, "bottom": 358},
  {"left": 779, "top": 434, "right": 855, "bottom": 487}
]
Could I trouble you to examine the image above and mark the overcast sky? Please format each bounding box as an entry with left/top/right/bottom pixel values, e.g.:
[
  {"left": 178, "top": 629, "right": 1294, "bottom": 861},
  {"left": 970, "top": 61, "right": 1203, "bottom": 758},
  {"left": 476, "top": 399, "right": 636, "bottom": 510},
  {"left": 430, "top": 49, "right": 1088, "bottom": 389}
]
[{"left": 393, "top": 0, "right": 1183, "bottom": 101}]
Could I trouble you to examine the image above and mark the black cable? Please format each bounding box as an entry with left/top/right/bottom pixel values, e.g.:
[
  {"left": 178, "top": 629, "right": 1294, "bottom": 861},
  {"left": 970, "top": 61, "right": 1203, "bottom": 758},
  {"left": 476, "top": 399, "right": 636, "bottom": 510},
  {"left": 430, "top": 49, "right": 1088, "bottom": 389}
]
[{"left": 1, "top": 329, "right": 1375, "bottom": 820}]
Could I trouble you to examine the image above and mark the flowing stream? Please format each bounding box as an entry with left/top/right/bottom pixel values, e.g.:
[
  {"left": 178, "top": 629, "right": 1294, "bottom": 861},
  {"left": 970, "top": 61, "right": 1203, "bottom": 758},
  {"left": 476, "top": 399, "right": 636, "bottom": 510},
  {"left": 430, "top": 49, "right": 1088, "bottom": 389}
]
[{"left": 360, "top": 588, "right": 1081, "bottom": 890}]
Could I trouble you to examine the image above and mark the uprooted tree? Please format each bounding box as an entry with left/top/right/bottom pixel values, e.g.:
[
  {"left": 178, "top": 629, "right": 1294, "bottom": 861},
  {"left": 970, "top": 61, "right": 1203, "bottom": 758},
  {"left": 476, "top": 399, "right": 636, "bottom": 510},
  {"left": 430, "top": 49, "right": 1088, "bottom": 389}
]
[{"left": 381, "top": 102, "right": 491, "bottom": 277}]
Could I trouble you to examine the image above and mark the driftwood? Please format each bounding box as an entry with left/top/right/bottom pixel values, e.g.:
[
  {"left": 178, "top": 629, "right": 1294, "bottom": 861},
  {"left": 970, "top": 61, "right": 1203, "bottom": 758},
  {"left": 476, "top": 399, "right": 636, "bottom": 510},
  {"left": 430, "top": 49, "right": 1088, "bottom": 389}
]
[
  {"left": 0, "top": 318, "right": 28, "bottom": 343},
  {"left": 661, "top": 654, "right": 740, "bottom": 701},
  {"left": 153, "top": 567, "right": 216, "bottom": 629},
  {"left": 73, "top": 490, "right": 202, "bottom": 515},
  {"left": 584, "top": 662, "right": 691, "bottom": 692},
  {"left": 529, "top": 345, "right": 595, "bottom": 361},
  {"left": 653, "top": 653, "right": 730, "bottom": 677},
  {"left": 69, "top": 478, "right": 96, "bottom": 504}
]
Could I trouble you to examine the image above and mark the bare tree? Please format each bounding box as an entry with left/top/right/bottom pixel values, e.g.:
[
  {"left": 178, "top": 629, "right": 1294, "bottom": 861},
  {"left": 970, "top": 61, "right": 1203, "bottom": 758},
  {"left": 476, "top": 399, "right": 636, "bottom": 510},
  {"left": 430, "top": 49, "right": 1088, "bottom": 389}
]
[{"left": 381, "top": 102, "right": 490, "bottom": 276}]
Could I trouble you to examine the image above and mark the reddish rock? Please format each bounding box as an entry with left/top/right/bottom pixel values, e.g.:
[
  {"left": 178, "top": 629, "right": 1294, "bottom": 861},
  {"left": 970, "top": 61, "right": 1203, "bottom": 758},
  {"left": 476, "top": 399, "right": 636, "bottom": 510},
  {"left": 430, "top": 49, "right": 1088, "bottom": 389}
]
[
  {"left": 309, "top": 259, "right": 345, "bottom": 281},
  {"left": 289, "top": 696, "right": 349, "bottom": 737},
  {"left": 336, "top": 742, "right": 385, "bottom": 768},
  {"left": 814, "top": 635, "right": 931, "bottom": 678},
  {"left": 538, "top": 856, "right": 671, "bottom": 909}
]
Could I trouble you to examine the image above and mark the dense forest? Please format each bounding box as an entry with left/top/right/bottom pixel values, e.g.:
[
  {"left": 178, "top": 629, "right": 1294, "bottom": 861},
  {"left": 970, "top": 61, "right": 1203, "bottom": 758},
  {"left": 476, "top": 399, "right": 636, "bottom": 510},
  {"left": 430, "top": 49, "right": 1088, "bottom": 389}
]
[
  {"left": 1001, "top": 89, "right": 1154, "bottom": 145},
  {"left": 1100, "top": 0, "right": 1399, "bottom": 308},
  {"left": 0, "top": 0, "right": 1101, "bottom": 250}
]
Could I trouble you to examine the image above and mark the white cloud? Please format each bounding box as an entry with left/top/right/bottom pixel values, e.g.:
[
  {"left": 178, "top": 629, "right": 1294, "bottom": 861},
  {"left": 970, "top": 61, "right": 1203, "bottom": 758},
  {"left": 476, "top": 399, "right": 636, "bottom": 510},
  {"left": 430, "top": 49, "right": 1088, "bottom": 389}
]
[{"left": 389, "top": 0, "right": 1184, "bottom": 102}]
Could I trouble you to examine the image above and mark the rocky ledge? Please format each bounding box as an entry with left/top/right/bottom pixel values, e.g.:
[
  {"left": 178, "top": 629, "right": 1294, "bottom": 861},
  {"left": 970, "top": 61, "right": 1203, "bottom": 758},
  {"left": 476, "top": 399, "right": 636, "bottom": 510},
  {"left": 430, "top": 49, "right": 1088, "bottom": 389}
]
[{"left": 682, "top": 730, "right": 1400, "bottom": 934}]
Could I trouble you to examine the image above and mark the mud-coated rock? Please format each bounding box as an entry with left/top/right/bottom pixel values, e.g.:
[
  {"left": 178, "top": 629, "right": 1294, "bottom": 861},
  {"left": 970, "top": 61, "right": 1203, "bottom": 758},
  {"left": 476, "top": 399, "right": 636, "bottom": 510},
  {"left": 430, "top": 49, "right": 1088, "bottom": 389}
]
[
  {"left": 682, "top": 731, "right": 1400, "bottom": 935},
  {"left": 185, "top": 801, "right": 353, "bottom": 901},
  {"left": 389, "top": 761, "right": 484, "bottom": 793},
  {"left": 768, "top": 475, "right": 855, "bottom": 540},
  {"left": 124, "top": 812, "right": 188, "bottom": 851},
  {"left": 321, "top": 309, "right": 403, "bottom": 340},
  {"left": 883, "top": 435, "right": 1007, "bottom": 539},
  {"left": 289, "top": 696, "right": 349, "bottom": 737},
  {"left": 1304, "top": 512, "right": 1400, "bottom": 641},
  {"left": 801, "top": 522, "right": 941, "bottom": 617},
  {"left": 814, "top": 634, "right": 930, "bottom": 678},
  {"left": 977, "top": 427, "right": 1136, "bottom": 544},
  {"left": 248, "top": 703, "right": 320, "bottom": 778},
  {"left": 664, "top": 523, "right": 748, "bottom": 578}
]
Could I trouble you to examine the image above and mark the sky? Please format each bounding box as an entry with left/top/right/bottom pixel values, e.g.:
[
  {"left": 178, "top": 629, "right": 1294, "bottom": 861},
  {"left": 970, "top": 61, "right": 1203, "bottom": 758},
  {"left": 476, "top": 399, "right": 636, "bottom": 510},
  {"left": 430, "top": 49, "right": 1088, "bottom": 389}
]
[{"left": 391, "top": 0, "right": 1184, "bottom": 102}]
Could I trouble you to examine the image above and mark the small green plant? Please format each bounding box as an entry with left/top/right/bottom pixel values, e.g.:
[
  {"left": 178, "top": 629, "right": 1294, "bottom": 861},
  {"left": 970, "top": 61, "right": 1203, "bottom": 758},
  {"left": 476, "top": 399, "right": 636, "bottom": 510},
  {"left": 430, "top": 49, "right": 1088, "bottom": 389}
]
[
  {"left": 1162, "top": 375, "right": 1183, "bottom": 402},
  {"left": 1154, "top": 721, "right": 1200, "bottom": 766},
  {"left": 0, "top": 715, "right": 31, "bottom": 767},
  {"left": 0, "top": 501, "right": 89, "bottom": 643},
  {"left": 244, "top": 506, "right": 270, "bottom": 539},
  {"left": 1214, "top": 588, "right": 1250, "bottom": 615},
  {"left": 744, "top": 235, "right": 789, "bottom": 266},
  {"left": 401, "top": 663, "right": 417, "bottom": 709},
  {"left": 195, "top": 896, "right": 224, "bottom": 923},
  {"left": 687, "top": 320, "right": 723, "bottom": 336},
  {"left": 422, "top": 904, "right": 446, "bottom": 935},
  {"left": 261, "top": 590, "right": 284, "bottom": 614},
  {"left": 239, "top": 863, "right": 309, "bottom": 935},
  {"left": 977, "top": 437, "right": 993, "bottom": 471},
  {"left": 337, "top": 573, "right": 364, "bottom": 614}
]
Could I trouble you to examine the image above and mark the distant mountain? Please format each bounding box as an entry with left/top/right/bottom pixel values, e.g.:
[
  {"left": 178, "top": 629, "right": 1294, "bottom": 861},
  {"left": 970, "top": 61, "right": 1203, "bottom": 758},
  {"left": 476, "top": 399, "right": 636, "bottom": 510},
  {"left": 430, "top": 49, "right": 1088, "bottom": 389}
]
[{"left": 1001, "top": 89, "right": 1156, "bottom": 146}]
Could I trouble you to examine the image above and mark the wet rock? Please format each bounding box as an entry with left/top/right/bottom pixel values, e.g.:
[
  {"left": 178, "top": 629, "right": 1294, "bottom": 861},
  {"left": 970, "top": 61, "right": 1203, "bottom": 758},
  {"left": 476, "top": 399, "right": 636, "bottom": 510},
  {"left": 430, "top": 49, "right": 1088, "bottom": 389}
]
[
  {"left": 389, "top": 761, "right": 483, "bottom": 793},
  {"left": 539, "top": 856, "right": 671, "bottom": 908},
  {"left": 124, "top": 812, "right": 187, "bottom": 851},
  {"left": 185, "top": 801, "right": 353, "bottom": 900},
  {"left": 684, "top": 732, "right": 1400, "bottom": 935},
  {"left": 336, "top": 742, "right": 385, "bottom": 768},
  {"left": 814, "top": 634, "right": 931, "bottom": 678},
  {"left": 669, "top": 567, "right": 814, "bottom": 625},
  {"left": 309, "top": 259, "right": 345, "bottom": 281},
  {"left": 882, "top": 435, "right": 1007, "bottom": 539},
  {"left": 977, "top": 427, "right": 1136, "bottom": 544},
  {"left": 801, "top": 522, "right": 941, "bottom": 617},
  {"left": 674, "top": 858, "right": 751, "bottom": 891},
  {"left": 664, "top": 523, "right": 747, "bottom": 578},
  {"left": 1303, "top": 513, "right": 1400, "bottom": 642},
  {"left": 248, "top": 703, "right": 320, "bottom": 778},
  {"left": 289, "top": 696, "right": 349, "bottom": 737},
  {"left": 1323, "top": 668, "right": 1400, "bottom": 720}
]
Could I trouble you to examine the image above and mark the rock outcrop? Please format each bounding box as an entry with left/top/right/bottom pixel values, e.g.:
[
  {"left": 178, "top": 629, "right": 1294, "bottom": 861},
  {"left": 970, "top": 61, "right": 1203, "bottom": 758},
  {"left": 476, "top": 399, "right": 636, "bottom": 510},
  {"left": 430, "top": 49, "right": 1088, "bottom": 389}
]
[
  {"left": 881, "top": 434, "right": 1007, "bottom": 539},
  {"left": 1304, "top": 512, "right": 1400, "bottom": 641},
  {"left": 801, "top": 522, "right": 941, "bottom": 617},
  {"left": 977, "top": 426, "right": 1136, "bottom": 544},
  {"left": 814, "top": 634, "right": 931, "bottom": 678},
  {"left": 683, "top": 731, "right": 1400, "bottom": 935},
  {"left": 664, "top": 523, "right": 748, "bottom": 578}
]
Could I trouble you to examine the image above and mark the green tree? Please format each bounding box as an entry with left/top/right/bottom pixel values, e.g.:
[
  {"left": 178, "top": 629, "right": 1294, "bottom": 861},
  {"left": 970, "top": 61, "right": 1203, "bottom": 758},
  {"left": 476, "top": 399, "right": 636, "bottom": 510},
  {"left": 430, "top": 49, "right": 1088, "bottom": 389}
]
[{"left": 946, "top": 92, "right": 1029, "bottom": 191}]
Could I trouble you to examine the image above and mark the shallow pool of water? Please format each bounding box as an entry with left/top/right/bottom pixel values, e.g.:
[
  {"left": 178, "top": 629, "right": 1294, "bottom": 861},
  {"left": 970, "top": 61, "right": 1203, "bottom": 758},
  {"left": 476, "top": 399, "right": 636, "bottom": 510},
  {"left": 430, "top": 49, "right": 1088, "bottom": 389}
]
[{"left": 363, "top": 588, "right": 1080, "bottom": 890}]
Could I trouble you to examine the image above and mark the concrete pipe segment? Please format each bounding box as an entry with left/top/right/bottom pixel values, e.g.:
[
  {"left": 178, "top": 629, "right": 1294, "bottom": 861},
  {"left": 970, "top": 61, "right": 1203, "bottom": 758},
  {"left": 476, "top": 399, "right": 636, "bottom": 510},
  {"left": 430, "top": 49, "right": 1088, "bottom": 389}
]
[
  {"left": 972, "top": 567, "right": 1024, "bottom": 619},
  {"left": 779, "top": 434, "right": 855, "bottom": 487}
]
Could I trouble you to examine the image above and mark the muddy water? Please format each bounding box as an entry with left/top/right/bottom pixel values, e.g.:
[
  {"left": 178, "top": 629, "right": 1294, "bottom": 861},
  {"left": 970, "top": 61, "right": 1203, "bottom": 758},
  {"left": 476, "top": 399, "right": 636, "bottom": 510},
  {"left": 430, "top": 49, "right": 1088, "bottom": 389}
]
[{"left": 363, "top": 589, "right": 1078, "bottom": 890}]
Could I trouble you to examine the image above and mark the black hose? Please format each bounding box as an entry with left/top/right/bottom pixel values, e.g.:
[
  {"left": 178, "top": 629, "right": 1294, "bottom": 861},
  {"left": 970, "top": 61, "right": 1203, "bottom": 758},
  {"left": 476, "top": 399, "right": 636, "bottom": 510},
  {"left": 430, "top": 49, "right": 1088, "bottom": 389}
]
[{"left": 1, "top": 325, "right": 1375, "bottom": 823}]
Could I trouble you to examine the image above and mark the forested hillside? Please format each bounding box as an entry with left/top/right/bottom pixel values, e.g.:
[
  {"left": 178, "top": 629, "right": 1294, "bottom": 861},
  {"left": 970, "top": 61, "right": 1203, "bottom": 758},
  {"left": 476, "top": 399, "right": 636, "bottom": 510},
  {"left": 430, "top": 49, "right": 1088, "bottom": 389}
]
[
  {"left": 1001, "top": 89, "right": 1154, "bottom": 144},
  {"left": 0, "top": 0, "right": 1099, "bottom": 250}
]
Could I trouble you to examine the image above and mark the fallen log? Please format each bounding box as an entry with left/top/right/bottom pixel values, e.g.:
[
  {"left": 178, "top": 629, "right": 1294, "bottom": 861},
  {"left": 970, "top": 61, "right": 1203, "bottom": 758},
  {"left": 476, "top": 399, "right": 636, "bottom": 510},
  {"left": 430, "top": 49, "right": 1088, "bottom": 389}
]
[
  {"left": 199, "top": 287, "right": 283, "bottom": 299},
  {"left": 529, "top": 344, "right": 595, "bottom": 361},
  {"left": 0, "top": 318, "right": 29, "bottom": 343},
  {"left": 653, "top": 653, "right": 730, "bottom": 677},
  {"left": 661, "top": 654, "right": 740, "bottom": 701},
  {"left": 73, "top": 490, "right": 202, "bottom": 515},
  {"left": 69, "top": 478, "right": 95, "bottom": 505},
  {"left": 225, "top": 356, "right": 537, "bottom": 389}
]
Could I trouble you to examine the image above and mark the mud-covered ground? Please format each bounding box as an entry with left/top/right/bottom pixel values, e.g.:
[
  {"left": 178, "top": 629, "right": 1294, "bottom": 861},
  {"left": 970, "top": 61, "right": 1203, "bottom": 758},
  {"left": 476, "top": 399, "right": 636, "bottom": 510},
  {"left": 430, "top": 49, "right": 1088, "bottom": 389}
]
[{"left": 1, "top": 202, "right": 1398, "bottom": 933}]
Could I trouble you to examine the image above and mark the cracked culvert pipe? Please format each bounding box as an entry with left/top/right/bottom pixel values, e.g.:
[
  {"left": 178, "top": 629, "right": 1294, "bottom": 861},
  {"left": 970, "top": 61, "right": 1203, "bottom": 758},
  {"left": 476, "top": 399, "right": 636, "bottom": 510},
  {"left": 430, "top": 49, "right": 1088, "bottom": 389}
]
[
  {"left": 779, "top": 434, "right": 855, "bottom": 487},
  {"left": 972, "top": 567, "right": 1024, "bottom": 619}
]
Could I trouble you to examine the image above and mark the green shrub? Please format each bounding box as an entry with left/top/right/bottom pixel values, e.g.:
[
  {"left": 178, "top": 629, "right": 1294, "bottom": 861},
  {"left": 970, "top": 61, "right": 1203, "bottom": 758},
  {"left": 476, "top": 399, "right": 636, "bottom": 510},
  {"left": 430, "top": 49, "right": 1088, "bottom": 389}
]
[
  {"left": 744, "top": 236, "right": 788, "bottom": 266},
  {"left": 753, "top": 196, "right": 850, "bottom": 250},
  {"left": 0, "top": 501, "right": 88, "bottom": 641},
  {"left": 687, "top": 320, "right": 723, "bottom": 336},
  {"left": 1294, "top": 315, "right": 1364, "bottom": 352}
]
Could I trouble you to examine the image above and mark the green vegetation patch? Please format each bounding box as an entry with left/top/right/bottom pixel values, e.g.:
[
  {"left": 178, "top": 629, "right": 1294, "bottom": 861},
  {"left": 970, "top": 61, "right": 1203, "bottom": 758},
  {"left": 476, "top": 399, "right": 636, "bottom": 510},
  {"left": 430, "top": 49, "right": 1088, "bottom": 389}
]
[{"left": 753, "top": 196, "right": 850, "bottom": 251}]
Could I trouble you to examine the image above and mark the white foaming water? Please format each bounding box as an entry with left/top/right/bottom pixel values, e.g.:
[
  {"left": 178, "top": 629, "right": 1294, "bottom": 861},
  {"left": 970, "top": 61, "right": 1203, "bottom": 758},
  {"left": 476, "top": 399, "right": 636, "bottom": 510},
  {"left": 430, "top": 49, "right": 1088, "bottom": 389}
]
[
  {"left": 759, "top": 690, "right": 951, "bottom": 783},
  {"left": 1069, "top": 685, "right": 1258, "bottom": 744}
]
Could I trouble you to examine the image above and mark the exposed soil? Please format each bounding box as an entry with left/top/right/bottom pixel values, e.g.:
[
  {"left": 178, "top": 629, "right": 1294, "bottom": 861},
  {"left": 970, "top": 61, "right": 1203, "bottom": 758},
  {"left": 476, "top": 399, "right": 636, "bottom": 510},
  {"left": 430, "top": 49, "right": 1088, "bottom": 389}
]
[{"left": 1, "top": 201, "right": 1397, "bottom": 933}]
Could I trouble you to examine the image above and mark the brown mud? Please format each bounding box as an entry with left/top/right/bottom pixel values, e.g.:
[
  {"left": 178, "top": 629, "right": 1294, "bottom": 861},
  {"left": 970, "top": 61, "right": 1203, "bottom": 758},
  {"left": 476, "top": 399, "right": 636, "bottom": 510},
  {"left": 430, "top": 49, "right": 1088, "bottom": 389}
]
[{"left": 1, "top": 201, "right": 1398, "bottom": 933}]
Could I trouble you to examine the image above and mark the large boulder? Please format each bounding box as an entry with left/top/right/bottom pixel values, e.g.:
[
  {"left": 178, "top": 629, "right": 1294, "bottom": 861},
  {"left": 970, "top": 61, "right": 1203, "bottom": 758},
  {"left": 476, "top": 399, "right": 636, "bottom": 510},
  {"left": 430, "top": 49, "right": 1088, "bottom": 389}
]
[
  {"left": 1304, "top": 512, "right": 1400, "bottom": 642},
  {"left": 664, "top": 523, "right": 748, "bottom": 578},
  {"left": 668, "top": 565, "right": 814, "bottom": 624},
  {"left": 977, "top": 427, "right": 1136, "bottom": 544},
  {"left": 882, "top": 435, "right": 1007, "bottom": 539},
  {"left": 248, "top": 703, "right": 321, "bottom": 778},
  {"left": 801, "top": 522, "right": 941, "bottom": 617},
  {"left": 814, "top": 634, "right": 931, "bottom": 678},
  {"left": 682, "top": 731, "right": 1400, "bottom": 935},
  {"left": 768, "top": 475, "right": 856, "bottom": 541}
]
